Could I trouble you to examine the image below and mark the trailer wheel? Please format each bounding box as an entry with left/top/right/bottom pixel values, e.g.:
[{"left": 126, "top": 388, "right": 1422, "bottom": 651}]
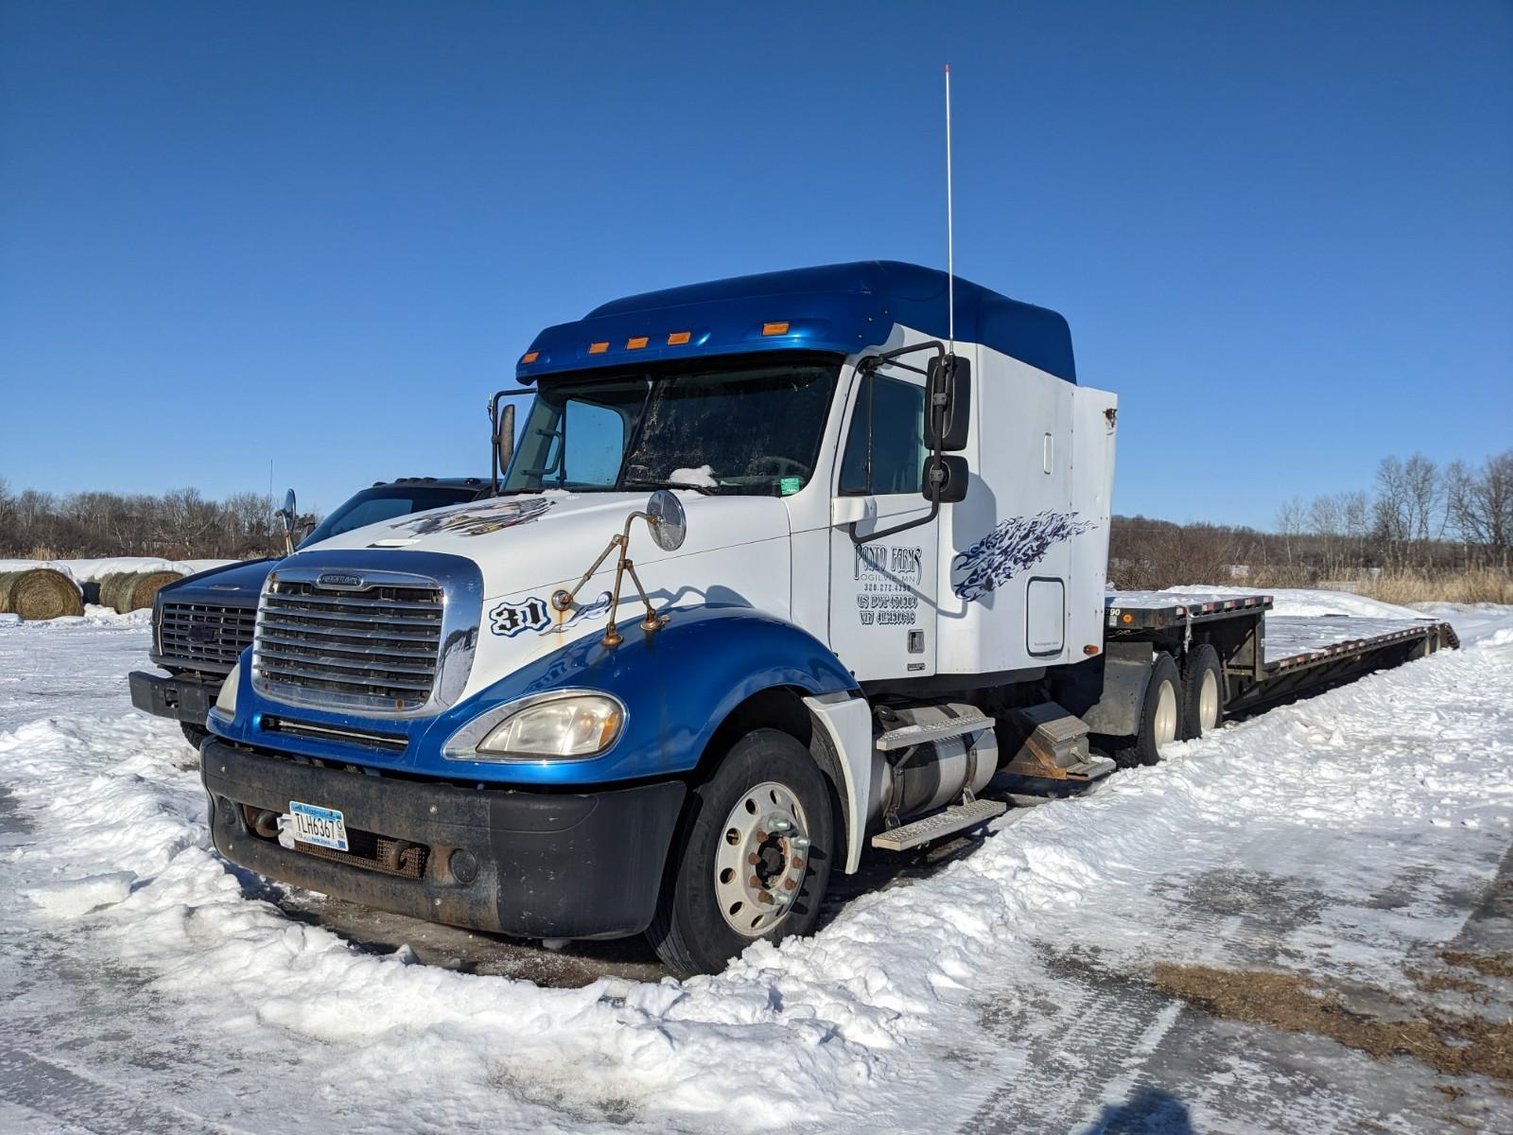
[
  {"left": 1181, "top": 644, "right": 1225, "bottom": 739},
  {"left": 646, "top": 729, "right": 834, "bottom": 977},
  {"left": 1113, "top": 653, "right": 1181, "bottom": 768}
]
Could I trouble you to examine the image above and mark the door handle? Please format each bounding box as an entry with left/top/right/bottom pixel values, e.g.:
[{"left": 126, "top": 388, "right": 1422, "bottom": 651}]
[{"left": 831, "top": 496, "right": 877, "bottom": 526}]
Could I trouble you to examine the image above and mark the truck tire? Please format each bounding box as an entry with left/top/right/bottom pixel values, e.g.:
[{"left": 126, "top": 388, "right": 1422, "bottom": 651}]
[
  {"left": 647, "top": 729, "right": 835, "bottom": 977},
  {"left": 180, "top": 722, "right": 209, "bottom": 750},
  {"left": 1113, "top": 653, "right": 1181, "bottom": 768},
  {"left": 1181, "top": 644, "right": 1225, "bottom": 739}
]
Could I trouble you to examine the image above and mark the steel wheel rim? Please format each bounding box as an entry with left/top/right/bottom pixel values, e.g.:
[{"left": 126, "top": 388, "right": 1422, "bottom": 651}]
[
  {"left": 1198, "top": 670, "right": 1220, "bottom": 732},
  {"left": 713, "top": 780, "right": 810, "bottom": 937},
  {"left": 1153, "top": 681, "right": 1179, "bottom": 750}
]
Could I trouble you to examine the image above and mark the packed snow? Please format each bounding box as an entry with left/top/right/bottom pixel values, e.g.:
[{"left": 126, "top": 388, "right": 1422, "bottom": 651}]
[{"left": 1, "top": 595, "right": 1510, "bottom": 1132}]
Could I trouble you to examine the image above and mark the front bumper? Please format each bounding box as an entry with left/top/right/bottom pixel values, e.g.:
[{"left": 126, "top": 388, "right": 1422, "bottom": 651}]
[
  {"left": 201, "top": 738, "right": 686, "bottom": 940},
  {"left": 129, "top": 670, "right": 219, "bottom": 726}
]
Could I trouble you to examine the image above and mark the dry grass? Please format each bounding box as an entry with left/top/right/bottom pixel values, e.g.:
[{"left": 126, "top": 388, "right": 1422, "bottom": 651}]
[
  {"left": 1243, "top": 567, "right": 1513, "bottom": 605},
  {"left": 1153, "top": 961, "right": 1513, "bottom": 1083},
  {"left": 1355, "top": 569, "right": 1513, "bottom": 605}
]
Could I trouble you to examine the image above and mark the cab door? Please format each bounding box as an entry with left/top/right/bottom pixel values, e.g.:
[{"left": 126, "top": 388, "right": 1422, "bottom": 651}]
[{"left": 828, "top": 368, "right": 938, "bottom": 682}]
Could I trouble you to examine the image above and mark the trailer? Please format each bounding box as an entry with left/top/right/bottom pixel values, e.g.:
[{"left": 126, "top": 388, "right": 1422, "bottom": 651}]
[{"left": 196, "top": 260, "right": 1458, "bottom": 976}]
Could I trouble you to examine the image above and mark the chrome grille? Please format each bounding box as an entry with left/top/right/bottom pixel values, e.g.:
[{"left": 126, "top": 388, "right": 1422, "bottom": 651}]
[
  {"left": 159, "top": 601, "right": 257, "bottom": 671},
  {"left": 253, "top": 575, "right": 444, "bottom": 715}
]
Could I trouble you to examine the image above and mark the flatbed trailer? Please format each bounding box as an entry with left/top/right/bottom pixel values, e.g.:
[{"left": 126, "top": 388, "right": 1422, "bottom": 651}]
[{"left": 1102, "top": 590, "right": 1458, "bottom": 721}]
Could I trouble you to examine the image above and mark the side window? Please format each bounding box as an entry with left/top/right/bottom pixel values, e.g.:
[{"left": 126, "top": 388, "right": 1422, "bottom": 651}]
[
  {"left": 838, "top": 374, "right": 927, "bottom": 495},
  {"left": 562, "top": 399, "right": 625, "bottom": 486}
]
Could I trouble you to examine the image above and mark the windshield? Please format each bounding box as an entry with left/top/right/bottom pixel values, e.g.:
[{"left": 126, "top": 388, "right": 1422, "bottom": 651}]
[
  {"left": 501, "top": 355, "right": 842, "bottom": 496},
  {"left": 300, "top": 486, "right": 479, "bottom": 547}
]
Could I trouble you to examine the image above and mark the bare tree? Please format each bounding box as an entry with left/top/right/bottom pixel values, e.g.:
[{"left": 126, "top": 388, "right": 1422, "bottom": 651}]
[
  {"left": 1276, "top": 498, "right": 1307, "bottom": 568},
  {"left": 1447, "top": 451, "right": 1513, "bottom": 566}
]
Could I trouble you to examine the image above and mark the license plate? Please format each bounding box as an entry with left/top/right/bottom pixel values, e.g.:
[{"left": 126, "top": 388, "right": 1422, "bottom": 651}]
[{"left": 287, "top": 801, "right": 348, "bottom": 852}]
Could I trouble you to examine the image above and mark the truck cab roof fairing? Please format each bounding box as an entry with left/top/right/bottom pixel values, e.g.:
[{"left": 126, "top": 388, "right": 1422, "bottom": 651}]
[{"left": 516, "top": 260, "right": 1077, "bottom": 384}]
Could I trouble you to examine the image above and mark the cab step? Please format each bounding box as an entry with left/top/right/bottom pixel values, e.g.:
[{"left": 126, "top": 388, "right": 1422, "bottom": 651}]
[
  {"left": 870, "top": 798, "right": 1007, "bottom": 852},
  {"left": 875, "top": 707, "right": 992, "bottom": 752}
]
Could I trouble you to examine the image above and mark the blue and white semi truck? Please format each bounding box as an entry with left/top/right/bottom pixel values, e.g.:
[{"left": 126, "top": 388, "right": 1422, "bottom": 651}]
[{"left": 200, "top": 261, "right": 1455, "bottom": 975}]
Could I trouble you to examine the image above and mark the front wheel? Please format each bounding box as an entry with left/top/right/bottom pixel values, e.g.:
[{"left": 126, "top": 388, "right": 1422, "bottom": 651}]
[{"left": 647, "top": 729, "right": 835, "bottom": 977}]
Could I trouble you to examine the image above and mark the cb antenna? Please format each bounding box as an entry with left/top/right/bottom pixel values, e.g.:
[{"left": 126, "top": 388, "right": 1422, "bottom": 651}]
[{"left": 945, "top": 63, "right": 955, "bottom": 355}]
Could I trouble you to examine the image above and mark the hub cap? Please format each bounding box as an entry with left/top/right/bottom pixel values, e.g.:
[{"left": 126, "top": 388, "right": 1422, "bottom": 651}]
[
  {"left": 1153, "top": 680, "right": 1179, "bottom": 751},
  {"left": 1198, "top": 670, "right": 1220, "bottom": 732},
  {"left": 713, "top": 781, "right": 810, "bottom": 937}
]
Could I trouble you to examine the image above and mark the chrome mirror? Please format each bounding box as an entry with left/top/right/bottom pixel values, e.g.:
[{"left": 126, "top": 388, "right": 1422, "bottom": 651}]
[
  {"left": 646, "top": 489, "right": 687, "bottom": 552},
  {"left": 276, "top": 489, "right": 297, "bottom": 555}
]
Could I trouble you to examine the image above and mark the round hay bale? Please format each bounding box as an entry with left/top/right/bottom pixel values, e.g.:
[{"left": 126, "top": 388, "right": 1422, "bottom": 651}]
[
  {"left": 0, "top": 569, "right": 85, "bottom": 621},
  {"left": 99, "top": 569, "right": 182, "bottom": 613}
]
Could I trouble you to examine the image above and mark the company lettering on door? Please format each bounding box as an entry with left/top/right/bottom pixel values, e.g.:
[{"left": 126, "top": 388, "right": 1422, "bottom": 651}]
[{"left": 853, "top": 545, "right": 922, "bottom": 627}]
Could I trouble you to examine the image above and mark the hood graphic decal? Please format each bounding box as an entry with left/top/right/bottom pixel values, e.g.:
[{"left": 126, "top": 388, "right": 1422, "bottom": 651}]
[
  {"left": 390, "top": 497, "right": 553, "bottom": 538},
  {"left": 951, "top": 510, "right": 1094, "bottom": 602}
]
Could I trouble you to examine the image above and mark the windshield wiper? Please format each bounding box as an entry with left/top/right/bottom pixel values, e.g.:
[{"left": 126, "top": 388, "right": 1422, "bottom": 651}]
[{"left": 621, "top": 477, "right": 718, "bottom": 496}]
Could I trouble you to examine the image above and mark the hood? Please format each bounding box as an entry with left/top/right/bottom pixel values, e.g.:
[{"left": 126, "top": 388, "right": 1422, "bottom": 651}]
[
  {"left": 298, "top": 490, "right": 791, "bottom": 599},
  {"left": 159, "top": 557, "right": 277, "bottom": 602}
]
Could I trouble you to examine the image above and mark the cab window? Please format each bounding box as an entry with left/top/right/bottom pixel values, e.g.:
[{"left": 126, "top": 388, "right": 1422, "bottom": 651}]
[{"left": 839, "top": 374, "right": 927, "bottom": 495}]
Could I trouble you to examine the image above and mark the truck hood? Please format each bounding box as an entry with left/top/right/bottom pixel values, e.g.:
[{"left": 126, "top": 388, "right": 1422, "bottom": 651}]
[
  {"left": 158, "top": 557, "right": 276, "bottom": 603},
  {"left": 299, "top": 490, "right": 791, "bottom": 599}
]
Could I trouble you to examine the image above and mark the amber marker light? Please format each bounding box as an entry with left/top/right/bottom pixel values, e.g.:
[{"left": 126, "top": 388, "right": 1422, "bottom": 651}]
[
  {"left": 588, "top": 341, "right": 609, "bottom": 355},
  {"left": 762, "top": 321, "right": 790, "bottom": 336},
  {"left": 626, "top": 336, "right": 649, "bottom": 350},
  {"left": 666, "top": 331, "right": 692, "bottom": 345},
  {"left": 1122, "top": 613, "right": 1134, "bottom": 624},
  {"left": 521, "top": 351, "right": 539, "bottom": 364}
]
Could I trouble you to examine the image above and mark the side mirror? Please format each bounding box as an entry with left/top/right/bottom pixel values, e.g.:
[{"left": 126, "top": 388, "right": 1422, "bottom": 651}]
[
  {"left": 925, "top": 353, "right": 971, "bottom": 451},
  {"left": 491, "top": 395, "right": 517, "bottom": 490},
  {"left": 276, "top": 489, "right": 296, "bottom": 528},
  {"left": 646, "top": 489, "right": 687, "bottom": 551},
  {"left": 922, "top": 455, "right": 969, "bottom": 504}
]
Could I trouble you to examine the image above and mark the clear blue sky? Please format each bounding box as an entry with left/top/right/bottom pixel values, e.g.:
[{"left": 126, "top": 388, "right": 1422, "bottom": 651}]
[{"left": 3, "top": 1, "right": 1509, "bottom": 529}]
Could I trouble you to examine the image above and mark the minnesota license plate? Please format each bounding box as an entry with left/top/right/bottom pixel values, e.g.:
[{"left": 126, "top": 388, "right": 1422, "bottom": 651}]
[{"left": 287, "top": 801, "right": 348, "bottom": 851}]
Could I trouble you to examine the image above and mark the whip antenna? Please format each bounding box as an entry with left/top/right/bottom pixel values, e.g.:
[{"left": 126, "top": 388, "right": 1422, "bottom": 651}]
[{"left": 945, "top": 64, "right": 955, "bottom": 354}]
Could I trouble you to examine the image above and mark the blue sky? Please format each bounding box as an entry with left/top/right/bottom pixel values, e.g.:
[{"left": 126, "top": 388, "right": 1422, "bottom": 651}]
[{"left": 2, "top": 1, "right": 1509, "bottom": 529}]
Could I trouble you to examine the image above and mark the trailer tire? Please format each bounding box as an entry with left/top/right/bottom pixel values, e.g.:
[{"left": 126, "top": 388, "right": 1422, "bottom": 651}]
[
  {"left": 1113, "top": 653, "right": 1181, "bottom": 768},
  {"left": 1181, "top": 644, "right": 1225, "bottom": 739},
  {"left": 646, "top": 729, "right": 835, "bottom": 977}
]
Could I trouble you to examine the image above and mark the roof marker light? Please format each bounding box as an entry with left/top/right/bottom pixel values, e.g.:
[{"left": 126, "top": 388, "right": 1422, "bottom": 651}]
[
  {"left": 762, "top": 321, "right": 790, "bottom": 336},
  {"left": 626, "top": 336, "right": 649, "bottom": 350},
  {"left": 521, "top": 351, "right": 539, "bottom": 364},
  {"left": 588, "top": 341, "right": 609, "bottom": 355},
  {"left": 667, "top": 331, "right": 691, "bottom": 345}
]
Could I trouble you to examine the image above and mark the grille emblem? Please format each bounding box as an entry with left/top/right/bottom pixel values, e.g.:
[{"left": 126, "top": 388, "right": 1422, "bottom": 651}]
[
  {"left": 317, "top": 573, "right": 364, "bottom": 589},
  {"left": 188, "top": 624, "right": 219, "bottom": 644}
]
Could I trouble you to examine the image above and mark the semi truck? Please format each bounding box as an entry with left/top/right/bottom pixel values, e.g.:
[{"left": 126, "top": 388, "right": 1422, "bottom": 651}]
[
  {"left": 131, "top": 478, "right": 491, "bottom": 747},
  {"left": 199, "top": 261, "right": 1455, "bottom": 976}
]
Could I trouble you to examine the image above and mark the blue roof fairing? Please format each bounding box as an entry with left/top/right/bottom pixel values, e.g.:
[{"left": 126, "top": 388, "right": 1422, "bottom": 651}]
[{"left": 516, "top": 260, "right": 1076, "bottom": 384}]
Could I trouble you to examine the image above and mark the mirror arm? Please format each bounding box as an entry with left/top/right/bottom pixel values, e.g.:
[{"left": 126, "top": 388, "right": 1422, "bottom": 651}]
[
  {"left": 551, "top": 509, "right": 671, "bottom": 647},
  {"left": 847, "top": 340, "right": 958, "bottom": 545},
  {"left": 848, "top": 496, "right": 941, "bottom": 546}
]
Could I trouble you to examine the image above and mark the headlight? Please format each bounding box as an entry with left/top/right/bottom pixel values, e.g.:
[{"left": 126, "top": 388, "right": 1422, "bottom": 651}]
[
  {"left": 212, "top": 664, "right": 240, "bottom": 718},
  {"left": 444, "top": 692, "right": 625, "bottom": 761}
]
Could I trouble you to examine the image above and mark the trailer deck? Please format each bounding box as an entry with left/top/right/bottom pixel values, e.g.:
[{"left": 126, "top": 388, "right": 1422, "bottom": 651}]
[{"left": 1105, "top": 590, "right": 1458, "bottom": 716}]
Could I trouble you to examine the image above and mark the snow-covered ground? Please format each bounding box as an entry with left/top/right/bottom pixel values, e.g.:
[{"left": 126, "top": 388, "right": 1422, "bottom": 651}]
[{"left": 1, "top": 596, "right": 1511, "bottom": 1132}]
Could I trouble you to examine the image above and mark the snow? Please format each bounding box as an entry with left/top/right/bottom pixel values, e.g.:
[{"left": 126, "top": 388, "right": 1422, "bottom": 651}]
[
  {"left": 1, "top": 557, "right": 237, "bottom": 584},
  {"left": 669, "top": 465, "right": 718, "bottom": 487},
  {"left": 1, "top": 592, "right": 1511, "bottom": 1131}
]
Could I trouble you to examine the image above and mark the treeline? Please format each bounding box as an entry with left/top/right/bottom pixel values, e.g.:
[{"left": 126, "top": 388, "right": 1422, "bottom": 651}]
[
  {"left": 1112, "top": 449, "right": 1513, "bottom": 596},
  {"left": 0, "top": 479, "right": 282, "bottom": 559}
]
